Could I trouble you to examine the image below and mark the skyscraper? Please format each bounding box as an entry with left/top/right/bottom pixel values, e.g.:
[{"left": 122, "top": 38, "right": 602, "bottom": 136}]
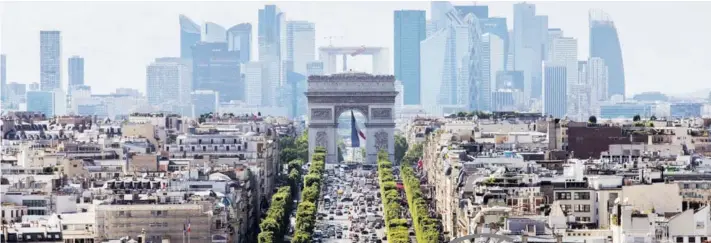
[
  {"left": 146, "top": 58, "right": 192, "bottom": 115},
  {"left": 481, "top": 33, "right": 505, "bottom": 111},
  {"left": 543, "top": 64, "right": 567, "bottom": 118},
  {"left": 243, "top": 62, "right": 264, "bottom": 107},
  {"left": 179, "top": 15, "right": 201, "bottom": 59},
  {"left": 454, "top": 5, "right": 489, "bottom": 19},
  {"left": 481, "top": 17, "right": 508, "bottom": 67},
  {"left": 1, "top": 54, "right": 6, "bottom": 103},
  {"left": 192, "top": 42, "right": 242, "bottom": 102},
  {"left": 589, "top": 10, "right": 625, "bottom": 99},
  {"left": 513, "top": 3, "right": 547, "bottom": 101},
  {"left": 394, "top": 10, "right": 426, "bottom": 105},
  {"left": 202, "top": 22, "right": 227, "bottom": 43},
  {"left": 227, "top": 23, "right": 252, "bottom": 63},
  {"left": 40, "top": 31, "right": 61, "bottom": 91},
  {"left": 306, "top": 61, "right": 324, "bottom": 76},
  {"left": 68, "top": 56, "right": 85, "bottom": 88},
  {"left": 286, "top": 21, "right": 316, "bottom": 75},
  {"left": 258, "top": 5, "right": 282, "bottom": 61},
  {"left": 548, "top": 37, "right": 578, "bottom": 104}
]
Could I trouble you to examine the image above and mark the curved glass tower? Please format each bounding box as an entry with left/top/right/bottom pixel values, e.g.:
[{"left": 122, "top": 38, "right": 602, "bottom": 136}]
[
  {"left": 589, "top": 10, "right": 625, "bottom": 99},
  {"left": 179, "top": 15, "right": 201, "bottom": 59},
  {"left": 202, "top": 22, "right": 227, "bottom": 43}
]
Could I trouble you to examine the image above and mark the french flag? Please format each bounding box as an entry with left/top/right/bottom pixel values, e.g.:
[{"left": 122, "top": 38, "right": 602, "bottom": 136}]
[{"left": 351, "top": 111, "right": 366, "bottom": 147}]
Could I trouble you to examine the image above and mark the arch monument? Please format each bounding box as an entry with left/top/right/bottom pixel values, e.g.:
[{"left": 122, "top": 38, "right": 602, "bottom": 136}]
[{"left": 305, "top": 73, "right": 398, "bottom": 164}]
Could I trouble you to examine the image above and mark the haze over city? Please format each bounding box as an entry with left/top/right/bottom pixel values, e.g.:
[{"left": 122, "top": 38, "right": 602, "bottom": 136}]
[{"left": 2, "top": 1, "right": 711, "bottom": 96}]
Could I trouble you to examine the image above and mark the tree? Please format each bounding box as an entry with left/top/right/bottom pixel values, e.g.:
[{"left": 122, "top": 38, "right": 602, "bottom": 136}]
[
  {"left": 633, "top": 114, "right": 641, "bottom": 122},
  {"left": 394, "top": 134, "right": 408, "bottom": 163},
  {"left": 588, "top": 116, "right": 597, "bottom": 124}
]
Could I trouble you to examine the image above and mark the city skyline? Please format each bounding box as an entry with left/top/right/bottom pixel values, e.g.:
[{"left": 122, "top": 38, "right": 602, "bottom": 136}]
[{"left": 2, "top": 1, "right": 711, "bottom": 96}]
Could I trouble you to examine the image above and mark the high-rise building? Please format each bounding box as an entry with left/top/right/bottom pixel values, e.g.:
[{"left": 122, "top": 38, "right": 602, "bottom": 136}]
[
  {"left": 590, "top": 10, "right": 625, "bottom": 99},
  {"left": 68, "top": 56, "right": 85, "bottom": 88},
  {"left": 26, "top": 90, "right": 55, "bottom": 117},
  {"left": 481, "top": 17, "right": 508, "bottom": 67},
  {"left": 394, "top": 10, "right": 426, "bottom": 105},
  {"left": 258, "top": 5, "right": 282, "bottom": 61},
  {"left": 513, "top": 3, "right": 547, "bottom": 101},
  {"left": 496, "top": 71, "right": 524, "bottom": 90},
  {"left": 146, "top": 58, "right": 192, "bottom": 115},
  {"left": 6, "top": 82, "right": 26, "bottom": 108},
  {"left": 548, "top": 37, "right": 578, "bottom": 114},
  {"left": 191, "top": 90, "right": 219, "bottom": 117},
  {"left": 202, "top": 22, "right": 227, "bottom": 43},
  {"left": 40, "top": 31, "right": 62, "bottom": 91},
  {"left": 258, "top": 5, "right": 286, "bottom": 107},
  {"left": 481, "top": 33, "right": 505, "bottom": 111},
  {"left": 1, "top": 54, "right": 6, "bottom": 103},
  {"left": 542, "top": 64, "right": 567, "bottom": 118},
  {"left": 243, "top": 62, "right": 264, "bottom": 107},
  {"left": 286, "top": 21, "right": 316, "bottom": 75},
  {"left": 587, "top": 57, "right": 609, "bottom": 104},
  {"left": 179, "top": 15, "right": 201, "bottom": 59},
  {"left": 227, "top": 23, "right": 252, "bottom": 63},
  {"left": 191, "top": 42, "right": 242, "bottom": 102},
  {"left": 454, "top": 5, "right": 489, "bottom": 19}
]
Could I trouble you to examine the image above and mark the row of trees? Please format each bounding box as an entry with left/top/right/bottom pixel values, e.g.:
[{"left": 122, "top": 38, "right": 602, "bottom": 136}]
[
  {"left": 258, "top": 186, "right": 293, "bottom": 243},
  {"left": 291, "top": 147, "right": 327, "bottom": 243},
  {"left": 400, "top": 166, "right": 438, "bottom": 243},
  {"left": 401, "top": 143, "right": 423, "bottom": 166},
  {"left": 377, "top": 151, "right": 410, "bottom": 243},
  {"left": 280, "top": 132, "right": 309, "bottom": 164}
]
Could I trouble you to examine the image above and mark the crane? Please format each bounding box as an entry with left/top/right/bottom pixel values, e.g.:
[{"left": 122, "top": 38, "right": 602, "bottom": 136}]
[{"left": 324, "top": 36, "right": 343, "bottom": 46}]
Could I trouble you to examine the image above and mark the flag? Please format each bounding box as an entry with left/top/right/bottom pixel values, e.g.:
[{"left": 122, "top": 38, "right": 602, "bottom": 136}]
[
  {"left": 350, "top": 111, "right": 365, "bottom": 147},
  {"left": 187, "top": 218, "right": 191, "bottom": 233},
  {"left": 417, "top": 159, "right": 423, "bottom": 170}
]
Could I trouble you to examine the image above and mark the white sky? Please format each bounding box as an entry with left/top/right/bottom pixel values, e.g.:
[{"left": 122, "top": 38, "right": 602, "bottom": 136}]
[{"left": 2, "top": 1, "right": 711, "bottom": 96}]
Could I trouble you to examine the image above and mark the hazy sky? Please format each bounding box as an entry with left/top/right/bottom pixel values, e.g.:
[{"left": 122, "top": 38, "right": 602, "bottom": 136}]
[{"left": 2, "top": 1, "right": 710, "bottom": 96}]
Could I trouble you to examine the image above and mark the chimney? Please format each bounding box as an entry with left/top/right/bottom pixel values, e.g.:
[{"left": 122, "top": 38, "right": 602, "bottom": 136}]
[
  {"left": 522, "top": 233, "right": 529, "bottom": 243},
  {"left": 556, "top": 234, "right": 563, "bottom": 243}
]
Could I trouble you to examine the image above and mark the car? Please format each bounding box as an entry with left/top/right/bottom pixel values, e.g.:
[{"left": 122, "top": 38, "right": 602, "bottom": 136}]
[
  {"left": 329, "top": 216, "right": 334, "bottom": 220},
  {"left": 336, "top": 211, "right": 343, "bottom": 216},
  {"left": 329, "top": 210, "right": 335, "bottom": 214}
]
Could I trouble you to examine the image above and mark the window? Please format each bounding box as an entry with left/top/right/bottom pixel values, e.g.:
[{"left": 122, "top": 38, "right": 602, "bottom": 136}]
[
  {"left": 198, "top": 139, "right": 202, "bottom": 144},
  {"left": 676, "top": 237, "right": 683, "bottom": 243},
  {"left": 166, "top": 147, "right": 169, "bottom": 151},
  {"left": 118, "top": 211, "right": 125, "bottom": 216},
  {"left": 684, "top": 184, "right": 690, "bottom": 189},
  {"left": 222, "top": 139, "right": 225, "bottom": 143},
  {"left": 556, "top": 192, "right": 571, "bottom": 200},
  {"left": 214, "top": 146, "right": 218, "bottom": 151},
  {"left": 226, "top": 146, "right": 230, "bottom": 151},
  {"left": 574, "top": 204, "right": 591, "bottom": 212},
  {"left": 561, "top": 204, "right": 572, "bottom": 212},
  {"left": 191, "top": 146, "right": 195, "bottom": 152},
  {"left": 574, "top": 192, "right": 591, "bottom": 200},
  {"left": 180, "top": 147, "right": 184, "bottom": 152},
  {"left": 202, "top": 146, "right": 206, "bottom": 151}
]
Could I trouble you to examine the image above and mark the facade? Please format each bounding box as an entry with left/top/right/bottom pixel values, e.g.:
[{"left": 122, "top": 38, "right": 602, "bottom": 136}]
[
  {"left": 227, "top": 23, "right": 252, "bottom": 63},
  {"left": 179, "top": 15, "right": 201, "bottom": 59},
  {"left": 543, "top": 64, "right": 567, "bottom": 118},
  {"left": 482, "top": 33, "right": 505, "bottom": 111},
  {"left": 40, "top": 31, "right": 62, "bottom": 91},
  {"left": 587, "top": 57, "right": 609, "bottom": 105},
  {"left": 548, "top": 37, "right": 578, "bottom": 102},
  {"left": 191, "top": 42, "right": 242, "bottom": 102},
  {"left": 599, "top": 103, "right": 652, "bottom": 119},
  {"left": 202, "top": 22, "right": 226, "bottom": 43},
  {"left": 26, "top": 91, "right": 55, "bottom": 117},
  {"left": 146, "top": 58, "right": 192, "bottom": 114},
  {"left": 481, "top": 17, "right": 509, "bottom": 67},
  {"left": 258, "top": 5, "right": 282, "bottom": 62},
  {"left": 191, "top": 90, "right": 219, "bottom": 117},
  {"left": 589, "top": 10, "right": 625, "bottom": 99},
  {"left": 286, "top": 21, "right": 316, "bottom": 75},
  {"left": 68, "top": 56, "right": 85, "bottom": 88},
  {"left": 306, "top": 61, "right": 324, "bottom": 76},
  {"left": 670, "top": 103, "right": 703, "bottom": 118},
  {"left": 394, "top": 10, "right": 426, "bottom": 105},
  {"left": 513, "top": 3, "right": 547, "bottom": 100},
  {"left": 243, "top": 62, "right": 264, "bottom": 107},
  {"left": 95, "top": 203, "right": 211, "bottom": 242}
]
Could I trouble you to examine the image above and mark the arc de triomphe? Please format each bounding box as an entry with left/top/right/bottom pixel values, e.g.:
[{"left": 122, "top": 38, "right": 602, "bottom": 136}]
[{"left": 305, "top": 73, "right": 398, "bottom": 164}]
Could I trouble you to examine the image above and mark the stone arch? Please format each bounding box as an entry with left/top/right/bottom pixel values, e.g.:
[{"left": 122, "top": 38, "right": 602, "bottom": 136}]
[{"left": 305, "top": 73, "right": 398, "bottom": 164}]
